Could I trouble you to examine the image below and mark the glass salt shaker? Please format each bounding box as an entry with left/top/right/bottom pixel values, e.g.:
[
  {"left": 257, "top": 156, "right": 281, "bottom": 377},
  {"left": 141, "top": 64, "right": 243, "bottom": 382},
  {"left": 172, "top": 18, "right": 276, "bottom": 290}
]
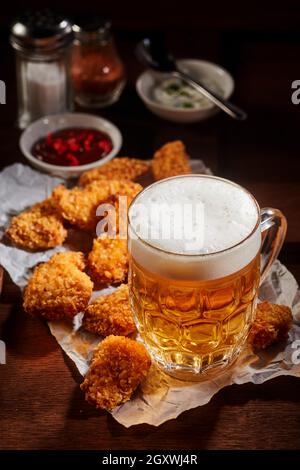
[
  {"left": 71, "top": 18, "right": 125, "bottom": 108},
  {"left": 10, "top": 10, "right": 73, "bottom": 129}
]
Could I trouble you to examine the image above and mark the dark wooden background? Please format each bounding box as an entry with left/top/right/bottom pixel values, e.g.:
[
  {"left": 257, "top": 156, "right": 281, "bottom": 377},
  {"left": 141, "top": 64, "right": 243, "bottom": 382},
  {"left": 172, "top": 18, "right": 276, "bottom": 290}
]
[{"left": 0, "top": 0, "right": 300, "bottom": 450}]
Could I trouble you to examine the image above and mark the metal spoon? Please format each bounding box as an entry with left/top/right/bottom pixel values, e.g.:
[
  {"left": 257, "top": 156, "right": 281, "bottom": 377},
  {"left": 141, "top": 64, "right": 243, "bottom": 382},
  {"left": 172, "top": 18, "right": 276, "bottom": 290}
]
[{"left": 136, "top": 38, "right": 247, "bottom": 121}]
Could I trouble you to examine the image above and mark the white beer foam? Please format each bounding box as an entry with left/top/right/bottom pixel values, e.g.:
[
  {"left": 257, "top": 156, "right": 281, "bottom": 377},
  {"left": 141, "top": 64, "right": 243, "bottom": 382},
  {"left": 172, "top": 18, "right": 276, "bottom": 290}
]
[{"left": 128, "top": 176, "right": 261, "bottom": 280}]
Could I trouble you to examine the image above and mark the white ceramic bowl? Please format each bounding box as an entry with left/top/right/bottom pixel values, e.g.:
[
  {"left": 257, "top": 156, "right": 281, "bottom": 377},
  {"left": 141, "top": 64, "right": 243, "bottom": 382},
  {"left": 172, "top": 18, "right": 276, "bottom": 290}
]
[
  {"left": 136, "top": 59, "right": 234, "bottom": 123},
  {"left": 20, "top": 113, "right": 122, "bottom": 178}
]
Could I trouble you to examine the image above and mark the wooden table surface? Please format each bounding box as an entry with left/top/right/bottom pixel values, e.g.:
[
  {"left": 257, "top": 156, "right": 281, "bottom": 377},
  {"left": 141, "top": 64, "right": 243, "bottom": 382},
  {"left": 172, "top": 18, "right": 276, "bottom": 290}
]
[{"left": 0, "top": 28, "right": 300, "bottom": 450}]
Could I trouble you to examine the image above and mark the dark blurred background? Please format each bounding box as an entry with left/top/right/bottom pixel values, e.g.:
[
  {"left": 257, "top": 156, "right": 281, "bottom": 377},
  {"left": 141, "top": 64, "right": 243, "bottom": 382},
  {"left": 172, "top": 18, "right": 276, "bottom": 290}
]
[{"left": 0, "top": 0, "right": 299, "bottom": 182}]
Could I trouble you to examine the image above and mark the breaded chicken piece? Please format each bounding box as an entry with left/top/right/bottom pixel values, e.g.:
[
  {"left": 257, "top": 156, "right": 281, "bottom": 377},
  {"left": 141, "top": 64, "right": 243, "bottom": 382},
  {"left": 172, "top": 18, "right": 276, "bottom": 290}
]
[
  {"left": 83, "top": 284, "right": 136, "bottom": 337},
  {"left": 5, "top": 198, "right": 67, "bottom": 250},
  {"left": 79, "top": 157, "right": 149, "bottom": 186},
  {"left": 52, "top": 180, "right": 142, "bottom": 232},
  {"left": 102, "top": 191, "right": 136, "bottom": 236},
  {"left": 23, "top": 251, "right": 93, "bottom": 320},
  {"left": 81, "top": 335, "right": 151, "bottom": 410},
  {"left": 248, "top": 300, "right": 293, "bottom": 350},
  {"left": 87, "top": 234, "right": 128, "bottom": 284},
  {"left": 152, "top": 140, "right": 191, "bottom": 181}
]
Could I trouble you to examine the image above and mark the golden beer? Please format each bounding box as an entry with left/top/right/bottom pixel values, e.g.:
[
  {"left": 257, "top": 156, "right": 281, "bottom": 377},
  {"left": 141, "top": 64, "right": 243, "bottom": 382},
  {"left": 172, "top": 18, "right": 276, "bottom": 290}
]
[
  {"left": 129, "top": 254, "right": 260, "bottom": 377},
  {"left": 128, "top": 175, "right": 286, "bottom": 380}
]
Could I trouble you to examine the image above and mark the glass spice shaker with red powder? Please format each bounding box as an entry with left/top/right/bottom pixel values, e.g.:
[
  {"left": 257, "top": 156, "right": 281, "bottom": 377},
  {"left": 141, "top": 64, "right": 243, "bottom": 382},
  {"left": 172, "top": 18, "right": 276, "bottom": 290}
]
[{"left": 71, "top": 18, "right": 125, "bottom": 108}]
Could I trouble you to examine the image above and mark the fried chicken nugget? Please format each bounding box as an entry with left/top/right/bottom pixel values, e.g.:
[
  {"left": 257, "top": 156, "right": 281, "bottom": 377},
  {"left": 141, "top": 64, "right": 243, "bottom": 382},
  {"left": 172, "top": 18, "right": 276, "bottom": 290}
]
[
  {"left": 5, "top": 198, "right": 67, "bottom": 250},
  {"left": 103, "top": 191, "right": 136, "bottom": 236},
  {"left": 87, "top": 234, "right": 128, "bottom": 284},
  {"left": 81, "top": 335, "right": 151, "bottom": 410},
  {"left": 79, "top": 157, "right": 149, "bottom": 186},
  {"left": 83, "top": 284, "right": 136, "bottom": 337},
  {"left": 52, "top": 180, "right": 142, "bottom": 231},
  {"left": 152, "top": 140, "right": 191, "bottom": 181},
  {"left": 248, "top": 300, "right": 293, "bottom": 350},
  {"left": 23, "top": 251, "right": 93, "bottom": 320}
]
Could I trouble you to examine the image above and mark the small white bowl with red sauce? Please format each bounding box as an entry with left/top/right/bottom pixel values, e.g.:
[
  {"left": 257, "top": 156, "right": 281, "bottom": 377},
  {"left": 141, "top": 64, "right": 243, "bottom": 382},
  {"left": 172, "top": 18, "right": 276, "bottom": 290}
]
[{"left": 20, "top": 113, "right": 122, "bottom": 178}]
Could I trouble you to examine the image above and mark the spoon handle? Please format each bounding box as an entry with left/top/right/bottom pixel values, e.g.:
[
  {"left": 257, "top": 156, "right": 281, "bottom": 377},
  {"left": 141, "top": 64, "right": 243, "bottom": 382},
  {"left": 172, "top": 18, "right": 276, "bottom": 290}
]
[{"left": 173, "top": 70, "right": 247, "bottom": 121}]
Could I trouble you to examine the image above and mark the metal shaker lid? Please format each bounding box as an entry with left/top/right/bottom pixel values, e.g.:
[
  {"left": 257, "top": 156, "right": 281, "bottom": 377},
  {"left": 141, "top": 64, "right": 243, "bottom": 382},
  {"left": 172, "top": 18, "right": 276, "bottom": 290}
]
[
  {"left": 10, "top": 9, "right": 73, "bottom": 55},
  {"left": 72, "top": 16, "right": 111, "bottom": 43}
]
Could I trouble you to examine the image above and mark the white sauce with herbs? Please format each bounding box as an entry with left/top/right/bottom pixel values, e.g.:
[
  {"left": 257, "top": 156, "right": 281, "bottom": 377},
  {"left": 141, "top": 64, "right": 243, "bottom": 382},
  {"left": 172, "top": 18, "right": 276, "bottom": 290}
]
[{"left": 153, "top": 77, "right": 224, "bottom": 109}]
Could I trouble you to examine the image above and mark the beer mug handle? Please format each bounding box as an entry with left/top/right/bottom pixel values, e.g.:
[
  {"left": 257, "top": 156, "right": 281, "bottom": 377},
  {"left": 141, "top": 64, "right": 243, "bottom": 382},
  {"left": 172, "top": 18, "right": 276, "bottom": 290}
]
[{"left": 260, "top": 207, "right": 287, "bottom": 283}]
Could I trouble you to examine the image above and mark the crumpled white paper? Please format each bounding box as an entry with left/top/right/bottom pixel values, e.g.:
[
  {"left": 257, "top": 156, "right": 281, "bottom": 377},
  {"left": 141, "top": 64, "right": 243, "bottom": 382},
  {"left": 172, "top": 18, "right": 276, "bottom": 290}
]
[
  {"left": 0, "top": 164, "right": 65, "bottom": 287},
  {"left": 0, "top": 163, "right": 299, "bottom": 428}
]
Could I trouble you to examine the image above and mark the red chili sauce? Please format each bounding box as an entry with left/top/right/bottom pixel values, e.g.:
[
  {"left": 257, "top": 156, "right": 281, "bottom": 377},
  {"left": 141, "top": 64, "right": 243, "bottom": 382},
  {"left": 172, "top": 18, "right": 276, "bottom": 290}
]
[{"left": 32, "top": 128, "right": 113, "bottom": 166}]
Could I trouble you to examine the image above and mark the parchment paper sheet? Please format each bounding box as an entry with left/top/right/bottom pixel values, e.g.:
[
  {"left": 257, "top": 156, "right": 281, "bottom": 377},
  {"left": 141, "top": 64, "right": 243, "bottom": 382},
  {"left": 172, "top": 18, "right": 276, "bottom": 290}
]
[{"left": 0, "top": 163, "right": 299, "bottom": 427}]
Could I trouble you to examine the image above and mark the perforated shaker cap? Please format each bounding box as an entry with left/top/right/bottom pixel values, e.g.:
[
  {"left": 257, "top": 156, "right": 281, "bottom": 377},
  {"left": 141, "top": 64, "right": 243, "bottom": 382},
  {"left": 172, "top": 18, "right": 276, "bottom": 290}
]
[{"left": 10, "top": 9, "right": 73, "bottom": 56}]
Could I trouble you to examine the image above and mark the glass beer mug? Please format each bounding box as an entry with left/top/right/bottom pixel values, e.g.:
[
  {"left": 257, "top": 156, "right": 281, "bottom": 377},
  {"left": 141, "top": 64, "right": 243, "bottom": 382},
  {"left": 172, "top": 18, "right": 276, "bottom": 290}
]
[{"left": 128, "top": 175, "right": 287, "bottom": 380}]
